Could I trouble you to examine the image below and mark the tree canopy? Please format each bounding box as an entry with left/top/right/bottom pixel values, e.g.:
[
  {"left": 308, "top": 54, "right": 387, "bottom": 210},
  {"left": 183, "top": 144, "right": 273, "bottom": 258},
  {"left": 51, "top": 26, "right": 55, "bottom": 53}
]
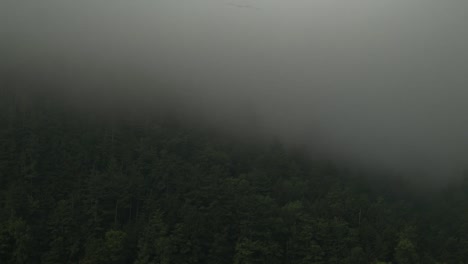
[{"left": 0, "top": 96, "right": 466, "bottom": 263}]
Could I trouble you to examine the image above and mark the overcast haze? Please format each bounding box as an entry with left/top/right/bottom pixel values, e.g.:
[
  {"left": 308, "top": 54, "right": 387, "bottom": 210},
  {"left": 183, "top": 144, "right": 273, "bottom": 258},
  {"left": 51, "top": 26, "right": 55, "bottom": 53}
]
[{"left": 2, "top": 0, "right": 468, "bottom": 184}]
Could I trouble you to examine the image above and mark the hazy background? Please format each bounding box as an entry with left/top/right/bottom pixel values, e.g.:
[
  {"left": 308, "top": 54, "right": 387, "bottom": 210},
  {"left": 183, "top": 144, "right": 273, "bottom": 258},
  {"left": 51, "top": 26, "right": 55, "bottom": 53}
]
[{"left": 2, "top": 0, "right": 468, "bottom": 184}]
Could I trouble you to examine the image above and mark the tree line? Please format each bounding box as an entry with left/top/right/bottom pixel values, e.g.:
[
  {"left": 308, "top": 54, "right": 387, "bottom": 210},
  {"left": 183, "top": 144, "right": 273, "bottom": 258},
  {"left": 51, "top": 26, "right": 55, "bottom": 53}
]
[{"left": 0, "top": 95, "right": 467, "bottom": 263}]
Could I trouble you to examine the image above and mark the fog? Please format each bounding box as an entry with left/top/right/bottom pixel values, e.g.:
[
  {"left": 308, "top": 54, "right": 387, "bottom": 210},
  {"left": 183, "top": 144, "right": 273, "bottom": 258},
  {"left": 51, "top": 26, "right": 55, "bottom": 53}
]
[{"left": 2, "top": 0, "right": 468, "bottom": 184}]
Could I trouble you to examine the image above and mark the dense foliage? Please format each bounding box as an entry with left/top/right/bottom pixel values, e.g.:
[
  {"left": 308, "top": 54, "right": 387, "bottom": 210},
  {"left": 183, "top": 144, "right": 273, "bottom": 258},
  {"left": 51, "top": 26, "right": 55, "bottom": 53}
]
[{"left": 1, "top": 96, "right": 468, "bottom": 264}]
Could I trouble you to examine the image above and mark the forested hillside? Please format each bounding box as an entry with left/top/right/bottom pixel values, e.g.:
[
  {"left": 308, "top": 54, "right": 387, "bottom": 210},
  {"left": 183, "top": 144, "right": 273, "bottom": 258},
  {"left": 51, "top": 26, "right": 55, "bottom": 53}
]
[{"left": 1, "top": 96, "right": 468, "bottom": 264}]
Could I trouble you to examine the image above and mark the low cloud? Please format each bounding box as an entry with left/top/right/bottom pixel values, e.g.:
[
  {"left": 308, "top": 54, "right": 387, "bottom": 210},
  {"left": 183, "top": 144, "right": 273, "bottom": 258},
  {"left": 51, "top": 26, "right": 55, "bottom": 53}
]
[{"left": 2, "top": 0, "right": 468, "bottom": 184}]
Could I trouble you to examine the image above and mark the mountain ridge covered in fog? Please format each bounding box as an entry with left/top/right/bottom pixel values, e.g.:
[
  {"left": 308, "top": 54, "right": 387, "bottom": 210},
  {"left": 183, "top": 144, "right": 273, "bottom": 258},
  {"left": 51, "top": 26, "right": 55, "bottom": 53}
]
[{"left": 3, "top": 0, "right": 468, "bottom": 183}]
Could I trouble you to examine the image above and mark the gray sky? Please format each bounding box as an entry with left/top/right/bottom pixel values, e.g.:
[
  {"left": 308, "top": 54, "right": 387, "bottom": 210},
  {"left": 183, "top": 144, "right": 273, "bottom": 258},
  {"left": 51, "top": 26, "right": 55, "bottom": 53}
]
[{"left": 2, "top": 0, "right": 468, "bottom": 184}]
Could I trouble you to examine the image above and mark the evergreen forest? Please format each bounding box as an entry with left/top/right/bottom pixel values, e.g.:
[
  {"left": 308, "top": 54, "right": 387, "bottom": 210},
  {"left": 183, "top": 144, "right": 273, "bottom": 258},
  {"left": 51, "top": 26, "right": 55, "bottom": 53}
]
[{"left": 1, "top": 94, "right": 468, "bottom": 264}]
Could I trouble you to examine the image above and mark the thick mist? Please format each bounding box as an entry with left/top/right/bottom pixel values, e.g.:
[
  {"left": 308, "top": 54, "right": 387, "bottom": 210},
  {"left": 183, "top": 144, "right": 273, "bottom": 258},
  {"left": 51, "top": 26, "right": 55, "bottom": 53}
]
[{"left": 2, "top": 0, "right": 468, "bottom": 184}]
